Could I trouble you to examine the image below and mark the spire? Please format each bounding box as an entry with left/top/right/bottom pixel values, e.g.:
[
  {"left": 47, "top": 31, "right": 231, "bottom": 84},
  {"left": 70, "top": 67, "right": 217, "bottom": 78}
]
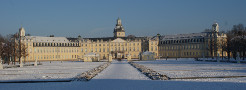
[{"left": 117, "top": 17, "right": 122, "bottom": 26}]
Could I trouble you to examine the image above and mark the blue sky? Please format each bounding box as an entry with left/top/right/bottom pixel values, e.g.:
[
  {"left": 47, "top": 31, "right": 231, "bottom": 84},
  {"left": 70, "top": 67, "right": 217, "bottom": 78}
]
[{"left": 0, "top": 0, "right": 245, "bottom": 37}]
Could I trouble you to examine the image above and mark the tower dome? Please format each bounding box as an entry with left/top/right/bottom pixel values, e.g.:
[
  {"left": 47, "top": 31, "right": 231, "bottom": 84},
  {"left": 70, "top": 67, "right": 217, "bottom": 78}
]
[
  {"left": 212, "top": 23, "right": 219, "bottom": 32},
  {"left": 19, "top": 27, "right": 25, "bottom": 37},
  {"left": 114, "top": 17, "right": 125, "bottom": 38}
]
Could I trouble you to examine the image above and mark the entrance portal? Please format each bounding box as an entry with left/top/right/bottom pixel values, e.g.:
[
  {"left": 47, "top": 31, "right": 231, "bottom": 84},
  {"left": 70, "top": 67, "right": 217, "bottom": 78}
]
[{"left": 111, "top": 51, "right": 124, "bottom": 60}]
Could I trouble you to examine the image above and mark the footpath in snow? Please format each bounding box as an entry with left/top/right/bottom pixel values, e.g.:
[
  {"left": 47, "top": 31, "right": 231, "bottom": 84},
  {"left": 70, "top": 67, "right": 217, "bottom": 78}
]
[{"left": 93, "top": 60, "right": 149, "bottom": 80}]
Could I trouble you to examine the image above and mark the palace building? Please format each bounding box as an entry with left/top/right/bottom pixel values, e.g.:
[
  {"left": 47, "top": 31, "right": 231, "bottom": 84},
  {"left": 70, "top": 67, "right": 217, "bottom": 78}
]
[
  {"left": 158, "top": 23, "right": 227, "bottom": 58},
  {"left": 17, "top": 18, "right": 226, "bottom": 62},
  {"left": 17, "top": 18, "right": 159, "bottom": 61}
]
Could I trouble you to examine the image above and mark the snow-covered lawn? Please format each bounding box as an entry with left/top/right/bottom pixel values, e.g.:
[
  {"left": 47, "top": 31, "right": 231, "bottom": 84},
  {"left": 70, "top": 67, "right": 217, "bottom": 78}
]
[
  {"left": 0, "top": 61, "right": 106, "bottom": 81},
  {"left": 134, "top": 58, "right": 246, "bottom": 83},
  {"left": 1, "top": 60, "right": 246, "bottom": 90}
]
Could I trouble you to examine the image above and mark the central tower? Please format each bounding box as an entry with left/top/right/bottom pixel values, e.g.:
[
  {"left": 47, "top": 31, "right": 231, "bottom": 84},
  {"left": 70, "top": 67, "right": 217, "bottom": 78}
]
[{"left": 114, "top": 17, "right": 125, "bottom": 38}]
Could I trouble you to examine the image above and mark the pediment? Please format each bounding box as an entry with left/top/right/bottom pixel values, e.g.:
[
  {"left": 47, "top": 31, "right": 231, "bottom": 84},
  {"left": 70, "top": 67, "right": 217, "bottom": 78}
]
[{"left": 111, "top": 38, "right": 126, "bottom": 43}]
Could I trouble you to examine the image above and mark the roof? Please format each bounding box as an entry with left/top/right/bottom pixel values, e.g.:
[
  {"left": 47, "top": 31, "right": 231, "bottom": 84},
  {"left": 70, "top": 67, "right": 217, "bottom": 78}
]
[
  {"left": 160, "top": 33, "right": 208, "bottom": 41},
  {"left": 84, "top": 36, "right": 147, "bottom": 42},
  {"left": 24, "top": 36, "right": 72, "bottom": 43}
]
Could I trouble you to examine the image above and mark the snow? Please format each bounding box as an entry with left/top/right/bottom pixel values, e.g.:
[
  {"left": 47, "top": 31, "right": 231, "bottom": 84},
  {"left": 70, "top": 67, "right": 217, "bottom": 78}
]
[
  {"left": 0, "top": 61, "right": 106, "bottom": 81},
  {"left": 93, "top": 60, "right": 149, "bottom": 80},
  {"left": 1, "top": 59, "right": 246, "bottom": 90},
  {"left": 134, "top": 59, "right": 246, "bottom": 82}
]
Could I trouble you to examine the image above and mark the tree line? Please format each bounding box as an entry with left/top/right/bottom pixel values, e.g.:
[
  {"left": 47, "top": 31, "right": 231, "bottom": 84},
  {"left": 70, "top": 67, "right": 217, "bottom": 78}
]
[
  {"left": 223, "top": 24, "right": 246, "bottom": 60},
  {"left": 0, "top": 33, "right": 28, "bottom": 65}
]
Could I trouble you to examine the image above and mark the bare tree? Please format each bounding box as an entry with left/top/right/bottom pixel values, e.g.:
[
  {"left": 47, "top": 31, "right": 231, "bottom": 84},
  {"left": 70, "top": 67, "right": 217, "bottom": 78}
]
[
  {"left": 0, "top": 34, "right": 4, "bottom": 63},
  {"left": 226, "top": 24, "right": 246, "bottom": 60},
  {"left": 21, "top": 43, "right": 28, "bottom": 64}
]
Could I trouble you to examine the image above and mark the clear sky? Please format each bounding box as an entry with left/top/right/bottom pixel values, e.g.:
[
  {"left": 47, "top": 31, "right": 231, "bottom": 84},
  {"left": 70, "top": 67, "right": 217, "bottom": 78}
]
[{"left": 0, "top": 0, "right": 245, "bottom": 38}]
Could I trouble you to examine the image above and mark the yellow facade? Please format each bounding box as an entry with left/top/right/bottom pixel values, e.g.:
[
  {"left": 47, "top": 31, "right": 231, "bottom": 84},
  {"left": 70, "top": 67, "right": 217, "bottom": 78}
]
[
  {"left": 78, "top": 38, "right": 143, "bottom": 59},
  {"left": 17, "top": 20, "right": 227, "bottom": 62},
  {"left": 159, "top": 23, "right": 227, "bottom": 58},
  {"left": 18, "top": 18, "right": 153, "bottom": 62},
  {"left": 20, "top": 37, "right": 144, "bottom": 61},
  {"left": 148, "top": 37, "right": 159, "bottom": 58},
  {"left": 20, "top": 37, "right": 80, "bottom": 62}
]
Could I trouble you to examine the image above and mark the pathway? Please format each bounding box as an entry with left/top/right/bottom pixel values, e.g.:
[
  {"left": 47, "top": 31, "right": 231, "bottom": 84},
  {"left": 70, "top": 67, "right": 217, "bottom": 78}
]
[{"left": 93, "top": 60, "right": 149, "bottom": 80}]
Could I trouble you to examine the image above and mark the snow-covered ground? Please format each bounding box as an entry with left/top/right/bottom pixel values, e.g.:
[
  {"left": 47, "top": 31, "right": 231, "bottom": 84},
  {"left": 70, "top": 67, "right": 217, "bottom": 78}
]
[
  {"left": 0, "top": 61, "right": 106, "bottom": 81},
  {"left": 1, "top": 59, "right": 246, "bottom": 90},
  {"left": 93, "top": 60, "right": 149, "bottom": 80},
  {"left": 134, "top": 58, "right": 246, "bottom": 82}
]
